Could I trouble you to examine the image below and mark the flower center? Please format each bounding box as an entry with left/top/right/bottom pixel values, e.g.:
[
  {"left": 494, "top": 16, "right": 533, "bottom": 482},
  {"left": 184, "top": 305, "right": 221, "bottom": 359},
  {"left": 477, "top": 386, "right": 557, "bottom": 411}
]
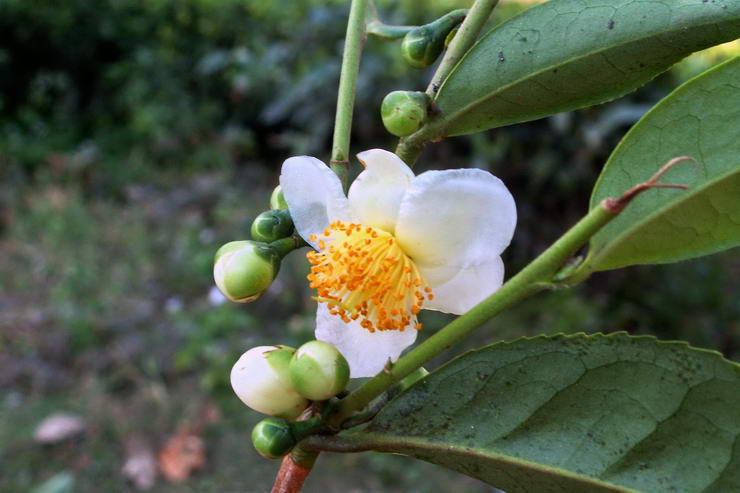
[{"left": 307, "top": 221, "right": 433, "bottom": 333}]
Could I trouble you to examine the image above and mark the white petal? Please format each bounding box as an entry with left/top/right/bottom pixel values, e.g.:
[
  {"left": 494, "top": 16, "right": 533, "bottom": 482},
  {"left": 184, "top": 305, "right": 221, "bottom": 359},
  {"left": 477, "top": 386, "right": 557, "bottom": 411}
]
[
  {"left": 420, "top": 256, "right": 504, "bottom": 315},
  {"left": 348, "top": 149, "right": 415, "bottom": 233},
  {"left": 279, "top": 156, "right": 350, "bottom": 248},
  {"left": 395, "top": 169, "right": 516, "bottom": 268},
  {"left": 315, "top": 304, "right": 417, "bottom": 378}
]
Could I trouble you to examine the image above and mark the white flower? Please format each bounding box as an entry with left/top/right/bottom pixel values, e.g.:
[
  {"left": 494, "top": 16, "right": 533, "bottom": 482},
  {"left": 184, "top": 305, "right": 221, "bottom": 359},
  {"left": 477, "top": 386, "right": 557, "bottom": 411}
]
[{"left": 280, "top": 149, "right": 516, "bottom": 378}]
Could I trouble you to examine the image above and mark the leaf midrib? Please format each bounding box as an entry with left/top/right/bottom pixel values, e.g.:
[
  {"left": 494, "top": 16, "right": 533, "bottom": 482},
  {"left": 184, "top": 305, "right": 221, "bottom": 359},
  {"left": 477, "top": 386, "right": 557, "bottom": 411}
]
[
  {"left": 407, "top": 356, "right": 712, "bottom": 482},
  {"left": 357, "top": 335, "right": 740, "bottom": 492},
  {"left": 351, "top": 432, "right": 638, "bottom": 493}
]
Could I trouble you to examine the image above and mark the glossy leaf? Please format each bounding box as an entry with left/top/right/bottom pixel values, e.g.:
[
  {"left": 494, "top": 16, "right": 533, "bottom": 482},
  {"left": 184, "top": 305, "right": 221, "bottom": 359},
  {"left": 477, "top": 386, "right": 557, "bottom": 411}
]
[
  {"left": 329, "top": 334, "right": 740, "bottom": 493},
  {"left": 433, "top": 0, "right": 740, "bottom": 137},
  {"left": 587, "top": 56, "right": 740, "bottom": 271}
]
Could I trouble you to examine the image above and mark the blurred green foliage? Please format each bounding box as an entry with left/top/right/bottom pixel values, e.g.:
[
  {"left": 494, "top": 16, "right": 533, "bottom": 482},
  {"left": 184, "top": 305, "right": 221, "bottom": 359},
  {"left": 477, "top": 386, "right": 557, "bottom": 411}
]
[
  {"left": 0, "top": 0, "right": 436, "bottom": 185},
  {"left": 0, "top": 0, "right": 551, "bottom": 189},
  {"left": 0, "top": 0, "right": 738, "bottom": 491}
]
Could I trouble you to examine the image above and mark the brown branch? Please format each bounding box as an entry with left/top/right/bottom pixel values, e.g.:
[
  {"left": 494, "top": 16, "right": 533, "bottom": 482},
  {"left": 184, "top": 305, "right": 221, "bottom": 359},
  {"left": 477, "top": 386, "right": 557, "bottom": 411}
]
[{"left": 271, "top": 455, "right": 312, "bottom": 493}]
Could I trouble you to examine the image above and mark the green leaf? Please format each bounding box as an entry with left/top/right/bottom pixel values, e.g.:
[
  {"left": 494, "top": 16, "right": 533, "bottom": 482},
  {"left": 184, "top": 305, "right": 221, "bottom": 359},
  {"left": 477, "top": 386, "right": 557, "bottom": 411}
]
[
  {"left": 327, "top": 334, "right": 740, "bottom": 493},
  {"left": 587, "top": 56, "right": 740, "bottom": 271},
  {"left": 432, "top": 0, "right": 740, "bottom": 137}
]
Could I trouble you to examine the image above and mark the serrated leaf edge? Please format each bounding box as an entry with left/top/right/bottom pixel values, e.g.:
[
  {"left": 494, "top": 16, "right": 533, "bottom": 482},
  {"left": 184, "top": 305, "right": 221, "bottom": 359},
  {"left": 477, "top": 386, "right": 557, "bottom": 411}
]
[
  {"left": 349, "top": 333, "right": 740, "bottom": 492},
  {"left": 426, "top": 332, "right": 739, "bottom": 385}
]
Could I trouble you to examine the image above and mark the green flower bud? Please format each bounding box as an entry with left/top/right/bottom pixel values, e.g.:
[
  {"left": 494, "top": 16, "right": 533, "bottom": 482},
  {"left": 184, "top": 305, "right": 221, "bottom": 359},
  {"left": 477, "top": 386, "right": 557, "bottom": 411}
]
[
  {"left": 381, "top": 91, "right": 430, "bottom": 137},
  {"left": 250, "top": 209, "right": 294, "bottom": 243},
  {"left": 289, "top": 341, "right": 350, "bottom": 401},
  {"left": 214, "top": 241, "right": 281, "bottom": 303},
  {"left": 231, "top": 346, "right": 309, "bottom": 419},
  {"left": 251, "top": 417, "right": 296, "bottom": 459},
  {"left": 269, "top": 185, "right": 289, "bottom": 210},
  {"left": 401, "top": 9, "right": 467, "bottom": 68}
]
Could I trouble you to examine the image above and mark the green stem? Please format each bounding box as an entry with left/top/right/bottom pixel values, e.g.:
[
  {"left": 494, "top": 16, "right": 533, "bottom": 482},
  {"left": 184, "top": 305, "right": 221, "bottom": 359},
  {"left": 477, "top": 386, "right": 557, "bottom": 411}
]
[
  {"left": 367, "top": 21, "right": 414, "bottom": 40},
  {"left": 365, "top": 0, "right": 413, "bottom": 53},
  {"left": 394, "top": 138, "right": 426, "bottom": 166},
  {"left": 394, "top": 0, "right": 499, "bottom": 166},
  {"left": 426, "top": 0, "right": 498, "bottom": 97},
  {"left": 330, "top": 202, "right": 616, "bottom": 426},
  {"left": 271, "top": 4, "right": 368, "bottom": 491},
  {"left": 271, "top": 236, "right": 307, "bottom": 258},
  {"left": 290, "top": 444, "right": 319, "bottom": 469},
  {"left": 330, "top": 0, "right": 369, "bottom": 190}
]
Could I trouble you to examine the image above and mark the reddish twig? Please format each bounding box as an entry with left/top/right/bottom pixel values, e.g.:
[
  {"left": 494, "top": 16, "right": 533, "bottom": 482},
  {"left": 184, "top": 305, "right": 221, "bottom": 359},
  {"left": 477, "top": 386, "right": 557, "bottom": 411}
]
[
  {"left": 271, "top": 455, "right": 312, "bottom": 493},
  {"left": 602, "top": 156, "right": 698, "bottom": 213}
]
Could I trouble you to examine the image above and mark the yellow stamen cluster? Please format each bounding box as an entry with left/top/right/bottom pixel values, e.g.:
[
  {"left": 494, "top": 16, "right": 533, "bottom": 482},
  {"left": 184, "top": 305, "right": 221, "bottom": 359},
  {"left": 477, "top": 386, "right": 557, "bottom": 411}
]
[{"left": 307, "top": 221, "right": 433, "bottom": 333}]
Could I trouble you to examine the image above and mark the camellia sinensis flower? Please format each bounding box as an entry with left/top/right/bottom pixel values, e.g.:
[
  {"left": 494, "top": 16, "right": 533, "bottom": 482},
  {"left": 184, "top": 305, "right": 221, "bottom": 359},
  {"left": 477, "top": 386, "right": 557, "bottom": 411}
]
[{"left": 280, "top": 149, "right": 516, "bottom": 377}]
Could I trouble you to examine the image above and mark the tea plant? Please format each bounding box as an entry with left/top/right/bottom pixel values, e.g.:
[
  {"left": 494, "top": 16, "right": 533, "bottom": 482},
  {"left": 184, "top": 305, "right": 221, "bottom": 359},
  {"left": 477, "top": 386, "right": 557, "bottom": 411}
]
[{"left": 213, "top": 1, "right": 740, "bottom": 491}]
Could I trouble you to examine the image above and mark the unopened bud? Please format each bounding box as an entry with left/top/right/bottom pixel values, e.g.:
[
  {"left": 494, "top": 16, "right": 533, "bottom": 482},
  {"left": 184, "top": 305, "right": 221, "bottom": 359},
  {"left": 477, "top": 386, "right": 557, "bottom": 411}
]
[
  {"left": 401, "top": 10, "right": 467, "bottom": 68},
  {"left": 251, "top": 210, "right": 294, "bottom": 243},
  {"left": 289, "top": 341, "right": 350, "bottom": 401},
  {"left": 381, "top": 91, "right": 430, "bottom": 137},
  {"left": 231, "top": 346, "right": 309, "bottom": 420},
  {"left": 251, "top": 417, "right": 296, "bottom": 459},
  {"left": 269, "top": 185, "right": 289, "bottom": 210},
  {"left": 214, "top": 241, "right": 280, "bottom": 303}
]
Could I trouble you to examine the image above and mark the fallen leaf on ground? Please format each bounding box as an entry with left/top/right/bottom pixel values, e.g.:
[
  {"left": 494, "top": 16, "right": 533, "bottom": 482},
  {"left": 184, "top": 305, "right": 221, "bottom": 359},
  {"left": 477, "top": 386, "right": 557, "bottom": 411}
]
[
  {"left": 122, "top": 435, "right": 158, "bottom": 490},
  {"left": 34, "top": 413, "right": 86, "bottom": 444},
  {"left": 199, "top": 403, "right": 221, "bottom": 426},
  {"left": 157, "top": 426, "right": 206, "bottom": 482},
  {"left": 31, "top": 472, "right": 75, "bottom": 493}
]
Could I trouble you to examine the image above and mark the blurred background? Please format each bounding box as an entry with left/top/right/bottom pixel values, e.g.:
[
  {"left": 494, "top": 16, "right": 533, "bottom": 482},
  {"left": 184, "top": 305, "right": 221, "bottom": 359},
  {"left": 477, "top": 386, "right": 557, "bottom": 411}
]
[{"left": 1, "top": 0, "right": 738, "bottom": 491}]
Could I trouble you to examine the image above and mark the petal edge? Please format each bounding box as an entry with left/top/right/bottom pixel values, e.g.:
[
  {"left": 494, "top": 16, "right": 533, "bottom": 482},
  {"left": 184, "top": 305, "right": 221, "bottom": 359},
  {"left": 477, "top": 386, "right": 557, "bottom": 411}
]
[
  {"left": 315, "top": 304, "right": 417, "bottom": 378},
  {"left": 279, "top": 156, "right": 350, "bottom": 248},
  {"left": 395, "top": 168, "right": 516, "bottom": 268},
  {"left": 420, "top": 256, "right": 505, "bottom": 315},
  {"left": 348, "top": 149, "right": 414, "bottom": 233}
]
